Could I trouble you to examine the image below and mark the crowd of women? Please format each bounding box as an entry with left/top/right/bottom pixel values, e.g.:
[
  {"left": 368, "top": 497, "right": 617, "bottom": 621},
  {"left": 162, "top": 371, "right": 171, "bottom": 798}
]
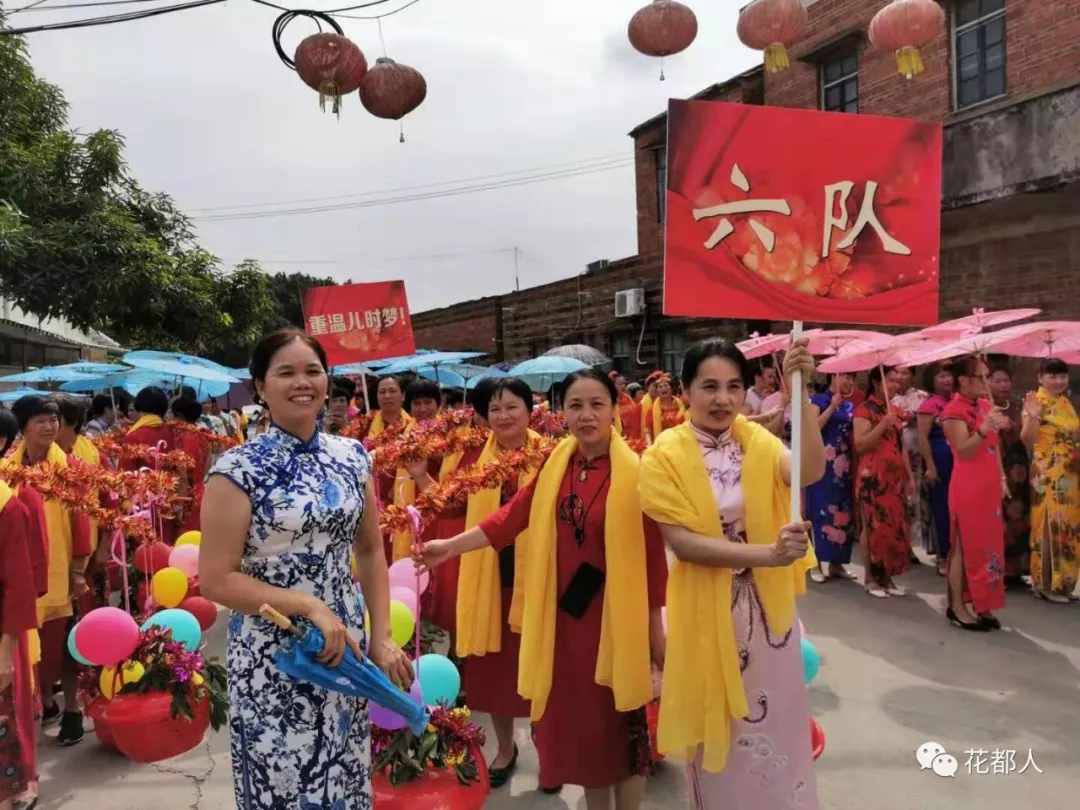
[{"left": 2, "top": 323, "right": 1077, "bottom": 810}]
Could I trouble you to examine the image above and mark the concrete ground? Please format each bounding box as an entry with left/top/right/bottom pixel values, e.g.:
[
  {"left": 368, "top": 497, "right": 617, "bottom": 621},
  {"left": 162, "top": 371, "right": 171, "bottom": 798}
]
[{"left": 38, "top": 558, "right": 1080, "bottom": 809}]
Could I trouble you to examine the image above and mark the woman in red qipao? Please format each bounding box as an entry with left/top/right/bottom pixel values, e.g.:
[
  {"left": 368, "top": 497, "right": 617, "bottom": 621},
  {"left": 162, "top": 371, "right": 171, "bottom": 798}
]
[
  {"left": 170, "top": 395, "right": 213, "bottom": 535},
  {"left": 940, "top": 356, "right": 1010, "bottom": 632},
  {"left": 420, "top": 370, "right": 667, "bottom": 810},
  {"left": 122, "top": 387, "right": 178, "bottom": 546},
  {"left": 646, "top": 375, "right": 686, "bottom": 445},
  {"left": 852, "top": 367, "right": 913, "bottom": 599},
  {"left": 611, "top": 372, "right": 642, "bottom": 441}
]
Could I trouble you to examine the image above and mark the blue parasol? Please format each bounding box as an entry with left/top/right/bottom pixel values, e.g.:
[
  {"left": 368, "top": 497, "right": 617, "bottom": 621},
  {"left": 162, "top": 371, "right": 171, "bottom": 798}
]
[
  {"left": 122, "top": 352, "right": 239, "bottom": 384},
  {"left": 60, "top": 370, "right": 231, "bottom": 400},
  {"left": 410, "top": 363, "right": 505, "bottom": 389},
  {"left": 0, "top": 363, "right": 130, "bottom": 384},
  {"left": 508, "top": 356, "right": 588, "bottom": 392},
  {"left": 0, "top": 387, "right": 46, "bottom": 403},
  {"left": 260, "top": 605, "right": 429, "bottom": 736}
]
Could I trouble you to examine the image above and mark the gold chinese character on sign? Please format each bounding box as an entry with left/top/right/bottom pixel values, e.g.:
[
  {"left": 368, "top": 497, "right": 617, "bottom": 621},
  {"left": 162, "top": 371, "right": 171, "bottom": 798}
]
[{"left": 693, "top": 164, "right": 792, "bottom": 251}]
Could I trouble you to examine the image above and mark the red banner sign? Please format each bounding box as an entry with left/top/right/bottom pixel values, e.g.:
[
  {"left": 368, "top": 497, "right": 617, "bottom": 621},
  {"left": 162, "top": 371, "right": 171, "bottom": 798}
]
[
  {"left": 303, "top": 280, "right": 416, "bottom": 367},
  {"left": 663, "top": 101, "right": 942, "bottom": 327}
]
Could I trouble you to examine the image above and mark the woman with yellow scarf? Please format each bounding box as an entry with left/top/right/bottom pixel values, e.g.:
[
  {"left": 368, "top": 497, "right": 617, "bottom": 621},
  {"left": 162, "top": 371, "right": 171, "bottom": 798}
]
[
  {"left": 1020, "top": 357, "right": 1080, "bottom": 602},
  {"left": 644, "top": 374, "right": 686, "bottom": 445},
  {"left": 638, "top": 337, "right": 825, "bottom": 810},
  {"left": 419, "top": 370, "right": 668, "bottom": 808}
]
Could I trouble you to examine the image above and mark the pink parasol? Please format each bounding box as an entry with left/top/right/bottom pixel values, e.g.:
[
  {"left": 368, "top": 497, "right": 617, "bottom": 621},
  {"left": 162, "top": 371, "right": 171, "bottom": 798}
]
[
  {"left": 896, "top": 331, "right": 1010, "bottom": 367},
  {"left": 919, "top": 307, "right": 1041, "bottom": 337},
  {"left": 805, "top": 330, "right": 892, "bottom": 357},
  {"left": 737, "top": 329, "right": 822, "bottom": 360},
  {"left": 817, "top": 339, "right": 912, "bottom": 374},
  {"left": 973, "top": 321, "right": 1080, "bottom": 359}
]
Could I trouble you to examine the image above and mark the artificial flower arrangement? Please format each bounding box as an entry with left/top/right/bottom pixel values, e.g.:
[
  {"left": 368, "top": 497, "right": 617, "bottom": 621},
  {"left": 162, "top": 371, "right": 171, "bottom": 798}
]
[{"left": 372, "top": 704, "right": 486, "bottom": 787}]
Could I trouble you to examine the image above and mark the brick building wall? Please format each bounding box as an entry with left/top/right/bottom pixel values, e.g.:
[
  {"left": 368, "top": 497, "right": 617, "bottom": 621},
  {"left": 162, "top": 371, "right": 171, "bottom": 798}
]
[{"left": 411, "top": 297, "right": 502, "bottom": 359}]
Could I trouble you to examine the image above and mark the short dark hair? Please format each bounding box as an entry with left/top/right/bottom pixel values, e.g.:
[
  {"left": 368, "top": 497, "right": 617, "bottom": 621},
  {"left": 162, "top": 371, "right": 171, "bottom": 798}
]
[
  {"left": 377, "top": 375, "right": 404, "bottom": 394},
  {"left": 133, "top": 386, "right": 169, "bottom": 418},
  {"left": 250, "top": 329, "right": 329, "bottom": 386},
  {"left": 443, "top": 389, "right": 465, "bottom": 408},
  {"left": 1040, "top": 357, "right": 1069, "bottom": 376},
  {"left": 477, "top": 377, "right": 532, "bottom": 420},
  {"left": 53, "top": 394, "right": 87, "bottom": 433},
  {"left": 404, "top": 379, "right": 441, "bottom": 412},
  {"left": 0, "top": 408, "right": 18, "bottom": 455},
  {"left": 867, "top": 365, "right": 894, "bottom": 393},
  {"left": 950, "top": 355, "right": 982, "bottom": 387},
  {"left": 921, "top": 362, "right": 949, "bottom": 393},
  {"left": 330, "top": 387, "right": 351, "bottom": 402},
  {"left": 90, "top": 394, "right": 114, "bottom": 418},
  {"left": 331, "top": 376, "right": 357, "bottom": 399},
  {"left": 561, "top": 368, "right": 617, "bottom": 404},
  {"left": 681, "top": 338, "right": 752, "bottom": 391},
  {"left": 10, "top": 395, "right": 58, "bottom": 431},
  {"left": 467, "top": 377, "right": 498, "bottom": 412},
  {"left": 170, "top": 395, "right": 203, "bottom": 423}
]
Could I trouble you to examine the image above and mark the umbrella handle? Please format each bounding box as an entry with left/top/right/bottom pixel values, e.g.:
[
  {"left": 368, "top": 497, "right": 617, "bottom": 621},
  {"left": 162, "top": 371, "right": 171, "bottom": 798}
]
[{"left": 260, "top": 604, "right": 304, "bottom": 638}]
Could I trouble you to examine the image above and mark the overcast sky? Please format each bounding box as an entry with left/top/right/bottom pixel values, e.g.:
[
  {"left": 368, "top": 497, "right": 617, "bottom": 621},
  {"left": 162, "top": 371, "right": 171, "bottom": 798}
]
[{"left": 16, "top": 0, "right": 758, "bottom": 313}]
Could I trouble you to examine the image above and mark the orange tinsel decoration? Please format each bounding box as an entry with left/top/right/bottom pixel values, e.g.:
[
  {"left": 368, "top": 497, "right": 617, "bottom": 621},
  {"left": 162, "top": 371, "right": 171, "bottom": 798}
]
[
  {"left": 371, "top": 426, "right": 489, "bottom": 478},
  {"left": 380, "top": 438, "right": 557, "bottom": 534},
  {"left": 90, "top": 436, "right": 195, "bottom": 472},
  {"left": 168, "top": 419, "right": 241, "bottom": 450}
]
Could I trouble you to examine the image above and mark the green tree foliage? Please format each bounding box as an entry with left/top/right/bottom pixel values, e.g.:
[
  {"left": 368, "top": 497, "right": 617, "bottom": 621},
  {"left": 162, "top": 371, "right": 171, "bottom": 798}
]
[{"left": 0, "top": 15, "right": 292, "bottom": 355}]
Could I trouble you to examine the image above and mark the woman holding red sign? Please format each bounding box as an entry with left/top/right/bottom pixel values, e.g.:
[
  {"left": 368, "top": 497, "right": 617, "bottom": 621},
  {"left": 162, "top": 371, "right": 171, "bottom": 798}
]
[{"left": 853, "top": 367, "right": 912, "bottom": 598}]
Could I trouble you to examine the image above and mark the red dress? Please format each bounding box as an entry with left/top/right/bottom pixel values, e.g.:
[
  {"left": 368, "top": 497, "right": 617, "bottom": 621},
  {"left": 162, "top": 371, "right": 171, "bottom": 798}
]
[
  {"left": 428, "top": 450, "right": 481, "bottom": 641},
  {"left": 941, "top": 395, "right": 1006, "bottom": 613},
  {"left": 616, "top": 394, "right": 641, "bottom": 441},
  {"left": 0, "top": 495, "right": 43, "bottom": 800},
  {"left": 479, "top": 454, "right": 669, "bottom": 789},
  {"left": 853, "top": 396, "right": 911, "bottom": 582},
  {"left": 175, "top": 429, "right": 211, "bottom": 535},
  {"left": 16, "top": 488, "right": 49, "bottom": 599},
  {"left": 122, "top": 423, "right": 179, "bottom": 545}
]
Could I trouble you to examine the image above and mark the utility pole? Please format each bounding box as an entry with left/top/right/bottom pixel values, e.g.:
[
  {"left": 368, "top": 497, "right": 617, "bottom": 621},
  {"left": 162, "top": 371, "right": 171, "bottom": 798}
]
[{"left": 514, "top": 246, "right": 520, "bottom": 293}]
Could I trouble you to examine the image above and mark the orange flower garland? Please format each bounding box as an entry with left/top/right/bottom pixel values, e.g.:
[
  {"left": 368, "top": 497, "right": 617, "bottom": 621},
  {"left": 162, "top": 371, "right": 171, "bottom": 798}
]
[
  {"left": 168, "top": 419, "right": 241, "bottom": 450},
  {"left": 90, "top": 436, "right": 195, "bottom": 472},
  {"left": 370, "top": 426, "right": 490, "bottom": 478}
]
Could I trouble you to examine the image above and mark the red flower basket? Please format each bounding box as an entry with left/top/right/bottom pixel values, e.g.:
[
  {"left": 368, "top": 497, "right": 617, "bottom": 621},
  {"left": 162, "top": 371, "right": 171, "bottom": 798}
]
[
  {"left": 86, "top": 696, "right": 120, "bottom": 753},
  {"left": 104, "top": 690, "right": 211, "bottom": 763},
  {"left": 373, "top": 749, "right": 489, "bottom": 810},
  {"left": 810, "top": 717, "right": 825, "bottom": 761}
]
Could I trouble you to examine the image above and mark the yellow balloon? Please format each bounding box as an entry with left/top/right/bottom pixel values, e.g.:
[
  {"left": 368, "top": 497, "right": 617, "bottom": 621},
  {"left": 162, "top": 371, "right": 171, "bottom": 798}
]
[
  {"left": 175, "top": 531, "right": 202, "bottom": 548},
  {"left": 191, "top": 673, "right": 205, "bottom": 687},
  {"left": 388, "top": 600, "right": 414, "bottom": 648},
  {"left": 151, "top": 567, "right": 189, "bottom": 608},
  {"left": 122, "top": 661, "right": 145, "bottom": 684},
  {"left": 100, "top": 667, "right": 120, "bottom": 700}
]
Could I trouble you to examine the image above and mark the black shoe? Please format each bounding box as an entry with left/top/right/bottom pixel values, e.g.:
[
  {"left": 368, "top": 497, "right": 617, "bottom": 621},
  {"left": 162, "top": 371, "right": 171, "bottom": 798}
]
[
  {"left": 57, "top": 711, "right": 84, "bottom": 746},
  {"left": 946, "top": 608, "right": 990, "bottom": 632},
  {"left": 488, "top": 745, "right": 518, "bottom": 789},
  {"left": 977, "top": 614, "right": 1002, "bottom": 630},
  {"left": 539, "top": 785, "right": 563, "bottom": 795},
  {"left": 40, "top": 704, "right": 61, "bottom": 727}
]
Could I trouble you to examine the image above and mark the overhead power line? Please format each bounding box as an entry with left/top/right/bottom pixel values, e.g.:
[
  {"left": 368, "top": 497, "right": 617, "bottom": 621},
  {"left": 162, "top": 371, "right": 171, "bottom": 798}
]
[
  {"left": 0, "top": 0, "right": 226, "bottom": 35},
  {"left": 187, "top": 153, "right": 629, "bottom": 214},
  {"left": 191, "top": 159, "right": 634, "bottom": 223}
]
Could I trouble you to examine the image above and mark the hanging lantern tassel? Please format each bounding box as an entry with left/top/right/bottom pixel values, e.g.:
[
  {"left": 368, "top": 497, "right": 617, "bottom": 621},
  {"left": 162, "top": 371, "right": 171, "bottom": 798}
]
[
  {"left": 895, "top": 45, "right": 924, "bottom": 79},
  {"left": 277, "top": 11, "right": 368, "bottom": 120},
  {"left": 869, "top": 0, "right": 945, "bottom": 80},
  {"left": 764, "top": 42, "right": 791, "bottom": 73},
  {"left": 359, "top": 57, "right": 427, "bottom": 142}
]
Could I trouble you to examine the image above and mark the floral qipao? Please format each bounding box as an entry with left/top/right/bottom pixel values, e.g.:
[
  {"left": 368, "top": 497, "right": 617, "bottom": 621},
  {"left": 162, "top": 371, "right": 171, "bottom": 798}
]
[
  {"left": 940, "top": 395, "right": 1005, "bottom": 614},
  {"left": 805, "top": 393, "right": 855, "bottom": 564},
  {"left": 853, "top": 396, "right": 911, "bottom": 582},
  {"left": 1029, "top": 389, "right": 1080, "bottom": 597},
  {"left": 209, "top": 426, "right": 373, "bottom": 810}
]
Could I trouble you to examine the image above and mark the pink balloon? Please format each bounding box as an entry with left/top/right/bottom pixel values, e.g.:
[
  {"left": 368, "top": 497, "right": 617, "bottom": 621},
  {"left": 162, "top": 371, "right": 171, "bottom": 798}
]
[
  {"left": 169, "top": 545, "right": 200, "bottom": 578},
  {"left": 74, "top": 607, "right": 141, "bottom": 667},
  {"left": 390, "top": 587, "right": 417, "bottom": 617},
  {"left": 369, "top": 679, "right": 423, "bottom": 731},
  {"left": 388, "top": 558, "right": 429, "bottom": 595}
]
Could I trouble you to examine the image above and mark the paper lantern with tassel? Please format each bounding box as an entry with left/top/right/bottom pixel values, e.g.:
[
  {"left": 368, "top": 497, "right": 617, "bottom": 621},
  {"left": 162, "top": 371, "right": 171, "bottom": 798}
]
[
  {"left": 628, "top": 0, "right": 698, "bottom": 81},
  {"left": 294, "top": 32, "right": 368, "bottom": 115},
  {"left": 869, "top": 0, "right": 946, "bottom": 79},
  {"left": 359, "top": 58, "right": 427, "bottom": 142},
  {"left": 736, "top": 0, "right": 808, "bottom": 74}
]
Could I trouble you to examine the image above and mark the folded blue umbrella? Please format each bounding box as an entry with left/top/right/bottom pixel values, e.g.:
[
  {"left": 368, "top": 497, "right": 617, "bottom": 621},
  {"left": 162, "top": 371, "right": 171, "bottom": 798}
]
[{"left": 272, "top": 626, "right": 430, "bottom": 736}]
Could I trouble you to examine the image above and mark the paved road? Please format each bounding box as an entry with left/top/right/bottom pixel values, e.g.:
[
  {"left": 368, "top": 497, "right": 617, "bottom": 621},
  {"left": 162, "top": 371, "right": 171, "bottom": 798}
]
[{"left": 39, "top": 559, "right": 1080, "bottom": 809}]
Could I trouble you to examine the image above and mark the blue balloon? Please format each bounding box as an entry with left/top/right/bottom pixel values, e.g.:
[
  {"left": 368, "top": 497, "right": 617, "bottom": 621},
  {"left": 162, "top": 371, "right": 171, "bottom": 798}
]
[
  {"left": 414, "top": 653, "right": 461, "bottom": 707},
  {"left": 801, "top": 637, "right": 820, "bottom": 685},
  {"left": 66, "top": 624, "right": 92, "bottom": 666},
  {"left": 142, "top": 608, "right": 202, "bottom": 652}
]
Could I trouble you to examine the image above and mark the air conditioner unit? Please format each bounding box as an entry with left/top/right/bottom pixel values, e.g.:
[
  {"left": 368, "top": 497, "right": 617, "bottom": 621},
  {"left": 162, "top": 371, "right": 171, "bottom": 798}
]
[{"left": 615, "top": 289, "right": 645, "bottom": 318}]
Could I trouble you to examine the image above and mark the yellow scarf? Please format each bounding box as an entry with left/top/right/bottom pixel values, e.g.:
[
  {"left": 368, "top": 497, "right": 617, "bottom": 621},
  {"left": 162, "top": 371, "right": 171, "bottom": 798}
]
[
  {"left": 72, "top": 435, "right": 102, "bottom": 553},
  {"left": 638, "top": 418, "right": 815, "bottom": 772},
  {"left": 390, "top": 421, "right": 418, "bottom": 562},
  {"left": 651, "top": 397, "right": 686, "bottom": 440},
  {"left": 3, "top": 443, "right": 76, "bottom": 625},
  {"left": 518, "top": 432, "right": 652, "bottom": 722},
  {"left": 640, "top": 393, "right": 654, "bottom": 432},
  {"left": 455, "top": 429, "right": 541, "bottom": 657},
  {"left": 368, "top": 410, "right": 412, "bottom": 438},
  {"left": 128, "top": 414, "right": 163, "bottom": 435}
]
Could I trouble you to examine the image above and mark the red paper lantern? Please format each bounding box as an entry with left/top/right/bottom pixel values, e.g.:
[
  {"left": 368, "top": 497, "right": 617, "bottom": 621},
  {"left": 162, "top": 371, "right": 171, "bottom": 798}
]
[
  {"left": 869, "top": 0, "right": 946, "bottom": 79},
  {"left": 294, "top": 32, "right": 368, "bottom": 115},
  {"left": 133, "top": 542, "right": 173, "bottom": 574},
  {"left": 628, "top": 0, "right": 698, "bottom": 80},
  {"left": 736, "top": 0, "right": 808, "bottom": 74},
  {"left": 359, "top": 58, "right": 427, "bottom": 124}
]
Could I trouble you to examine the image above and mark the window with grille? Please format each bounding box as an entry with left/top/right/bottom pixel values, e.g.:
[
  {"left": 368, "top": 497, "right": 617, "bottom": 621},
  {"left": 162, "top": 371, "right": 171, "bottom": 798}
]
[
  {"left": 656, "top": 148, "right": 667, "bottom": 223},
  {"left": 611, "top": 334, "right": 630, "bottom": 376},
  {"left": 954, "top": 0, "right": 1006, "bottom": 109},
  {"left": 660, "top": 331, "right": 684, "bottom": 377},
  {"left": 820, "top": 50, "right": 859, "bottom": 113}
]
